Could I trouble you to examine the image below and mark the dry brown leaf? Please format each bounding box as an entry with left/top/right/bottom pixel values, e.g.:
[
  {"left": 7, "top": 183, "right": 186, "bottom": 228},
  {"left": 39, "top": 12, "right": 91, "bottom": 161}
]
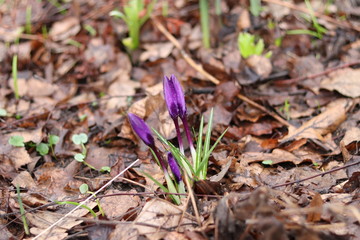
[
  {"left": 307, "top": 193, "right": 323, "bottom": 222},
  {"left": 280, "top": 99, "right": 352, "bottom": 150},
  {"left": 11, "top": 171, "right": 36, "bottom": 189},
  {"left": 341, "top": 127, "right": 360, "bottom": 146},
  {"left": 320, "top": 68, "right": 360, "bottom": 98},
  {"left": 140, "top": 42, "right": 174, "bottom": 62},
  {"left": 27, "top": 201, "right": 97, "bottom": 240},
  {"left": 134, "top": 199, "right": 184, "bottom": 240},
  {"left": 240, "top": 149, "right": 303, "bottom": 165},
  {"left": 49, "top": 17, "right": 80, "bottom": 41},
  {"left": 100, "top": 189, "right": 140, "bottom": 219}
]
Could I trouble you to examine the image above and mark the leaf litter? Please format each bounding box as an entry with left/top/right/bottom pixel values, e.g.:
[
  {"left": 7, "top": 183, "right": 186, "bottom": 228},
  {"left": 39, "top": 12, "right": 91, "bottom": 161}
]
[{"left": 0, "top": 0, "right": 360, "bottom": 239}]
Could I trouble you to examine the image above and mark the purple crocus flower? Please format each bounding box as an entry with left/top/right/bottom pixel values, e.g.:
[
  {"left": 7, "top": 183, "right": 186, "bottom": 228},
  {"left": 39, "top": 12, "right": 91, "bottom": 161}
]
[
  {"left": 167, "top": 152, "right": 182, "bottom": 183},
  {"left": 128, "top": 113, "right": 155, "bottom": 147},
  {"left": 163, "top": 74, "right": 196, "bottom": 161},
  {"left": 128, "top": 113, "right": 168, "bottom": 171},
  {"left": 163, "top": 74, "right": 187, "bottom": 120}
]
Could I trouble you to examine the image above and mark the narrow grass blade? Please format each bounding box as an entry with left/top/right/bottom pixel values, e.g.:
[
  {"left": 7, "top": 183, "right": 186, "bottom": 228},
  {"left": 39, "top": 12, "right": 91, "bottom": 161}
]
[
  {"left": 16, "top": 185, "right": 29, "bottom": 235},
  {"left": 55, "top": 201, "right": 97, "bottom": 218}
]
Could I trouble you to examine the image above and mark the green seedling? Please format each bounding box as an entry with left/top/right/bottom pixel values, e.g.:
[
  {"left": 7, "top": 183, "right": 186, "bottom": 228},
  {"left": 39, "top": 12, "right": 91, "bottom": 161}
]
[
  {"left": 286, "top": 0, "right": 327, "bottom": 39},
  {"left": 199, "top": 0, "right": 210, "bottom": 48},
  {"left": 0, "top": 109, "right": 7, "bottom": 117},
  {"left": 110, "top": 0, "right": 156, "bottom": 50},
  {"left": 250, "top": 0, "right": 262, "bottom": 17},
  {"left": 55, "top": 200, "right": 97, "bottom": 218},
  {"left": 42, "top": 25, "right": 48, "bottom": 39},
  {"left": 9, "top": 135, "right": 25, "bottom": 147},
  {"left": 25, "top": 6, "right": 32, "bottom": 34},
  {"left": 262, "top": 160, "right": 273, "bottom": 165},
  {"left": 12, "top": 54, "right": 19, "bottom": 100},
  {"left": 47, "top": 0, "right": 67, "bottom": 14},
  {"left": 66, "top": 39, "right": 83, "bottom": 48},
  {"left": 36, "top": 134, "right": 59, "bottom": 156},
  {"left": 279, "top": 99, "right": 291, "bottom": 120},
  {"left": 16, "top": 185, "right": 29, "bottom": 235},
  {"left": 238, "top": 32, "right": 272, "bottom": 59},
  {"left": 83, "top": 24, "right": 97, "bottom": 36},
  {"left": 72, "top": 133, "right": 98, "bottom": 170},
  {"left": 79, "top": 184, "right": 104, "bottom": 216}
]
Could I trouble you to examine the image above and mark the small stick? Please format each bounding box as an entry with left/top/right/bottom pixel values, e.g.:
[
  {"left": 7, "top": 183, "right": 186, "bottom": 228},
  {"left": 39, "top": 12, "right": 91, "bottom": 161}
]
[
  {"left": 274, "top": 60, "right": 360, "bottom": 85},
  {"left": 271, "top": 159, "right": 360, "bottom": 189},
  {"left": 151, "top": 17, "right": 292, "bottom": 127}
]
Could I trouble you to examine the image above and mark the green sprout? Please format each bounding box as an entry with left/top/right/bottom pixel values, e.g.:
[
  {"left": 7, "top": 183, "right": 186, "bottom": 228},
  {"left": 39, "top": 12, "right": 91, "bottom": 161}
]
[
  {"left": 12, "top": 54, "right": 19, "bottom": 100},
  {"left": 25, "top": 5, "right": 32, "bottom": 34},
  {"left": 238, "top": 32, "right": 271, "bottom": 59},
  {"left": 36, "top": 134, "right": 59, "bottom": 156},
  {"left": 72, "top": 133, "right": 96, "bottom": 170},
  {"left": 79, "top": 184, "right": 104, "bottom": 216},
  {"left": 9, "top": 135, "right": 25, "bottom": 147},
  {"left": 250, "top": 0, "right": 262, "bottom": 17},
  {"left": 0, "top": 108, "right": 7, "bottom": 117},
  {"left": 199, "top": 0, "right": 210, "bottom": 48},
  {"left": 16, "top": 185, "right": 29, "bottom": 235},
  {"left": 83, "top": 24, "right": 97, "bottom": 36},
  {"left": 110, "top": 0, "right": 156, "bottom": 50},
  {"left": 286, "top": 0, "right": 327, "bottom": 39},
  {"left": 279, "top": 99, "right": 291, "bottom": 120}
]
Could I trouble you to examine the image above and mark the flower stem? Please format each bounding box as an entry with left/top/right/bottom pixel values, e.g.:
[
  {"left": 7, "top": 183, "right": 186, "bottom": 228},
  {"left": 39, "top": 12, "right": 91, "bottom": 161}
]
[
  {"left": 181, "top": 117, "right": 197, "bottom": 163},
  {"left": 173, "top": 118, "right": 184, "bottom": 155},
  {"left": 151, "top": 146, "right": 167, "bottom": 171}
]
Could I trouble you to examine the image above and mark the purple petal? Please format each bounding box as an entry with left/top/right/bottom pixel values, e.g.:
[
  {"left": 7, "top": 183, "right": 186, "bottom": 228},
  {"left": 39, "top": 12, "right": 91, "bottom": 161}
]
[
  {"left": 163, "top": 74, "right": 186, "bottom": 119},
  {"left": 167, "top": 152, "right": 182, "bottom": 183},
  {"left": 128, "top": 113, "right": 155, "bottom": 147}
]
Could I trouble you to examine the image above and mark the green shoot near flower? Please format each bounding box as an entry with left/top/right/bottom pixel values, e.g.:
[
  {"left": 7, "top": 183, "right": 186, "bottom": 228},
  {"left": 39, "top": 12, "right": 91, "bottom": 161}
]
[{"left": 110, "top": 0, "right": 156, "bottom": 50}]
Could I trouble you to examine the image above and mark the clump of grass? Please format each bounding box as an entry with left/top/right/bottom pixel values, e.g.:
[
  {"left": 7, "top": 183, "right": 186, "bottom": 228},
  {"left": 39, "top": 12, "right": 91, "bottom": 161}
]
[{"left": 110, "top": 0, "right": 156, "bottom": 50}]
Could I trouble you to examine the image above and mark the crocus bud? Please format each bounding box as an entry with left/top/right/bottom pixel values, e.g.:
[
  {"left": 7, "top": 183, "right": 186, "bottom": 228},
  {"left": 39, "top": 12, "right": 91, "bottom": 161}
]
[
  {"left": 163, "top": 74, "right": 187, "bottom": 120},
  {"left": 128, "top": 113, "right": 155, "bottom": 147},
  {"left": 167, "top": 152, "right": 182, "bottom": 183}
]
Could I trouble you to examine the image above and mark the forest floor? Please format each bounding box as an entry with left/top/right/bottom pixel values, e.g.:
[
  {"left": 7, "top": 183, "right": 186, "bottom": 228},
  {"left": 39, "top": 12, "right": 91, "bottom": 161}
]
[{"left": 0, "top": 0, "right": 359, "bottom": 239}]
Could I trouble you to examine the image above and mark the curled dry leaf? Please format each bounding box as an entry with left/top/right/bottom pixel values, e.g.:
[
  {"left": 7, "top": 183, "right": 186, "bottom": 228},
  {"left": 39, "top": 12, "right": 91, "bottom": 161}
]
[
  {"left": 280, "top": 98, "right": 352, "bottom": 151},
  {"left": 321, "top": 68, "right": 360, "bottom": 98}
]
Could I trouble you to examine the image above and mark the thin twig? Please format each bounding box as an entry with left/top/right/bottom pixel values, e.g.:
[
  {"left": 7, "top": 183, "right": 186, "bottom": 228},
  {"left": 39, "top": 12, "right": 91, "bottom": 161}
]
[
  {"left": 271, "top": 159, "right": 360, "bottom": 189},
  {"left": 151, "top": 17, "right": 291, "bottom": 127},
  {"left": 274, "top": 60, "right": 360, "bottom": 85}
]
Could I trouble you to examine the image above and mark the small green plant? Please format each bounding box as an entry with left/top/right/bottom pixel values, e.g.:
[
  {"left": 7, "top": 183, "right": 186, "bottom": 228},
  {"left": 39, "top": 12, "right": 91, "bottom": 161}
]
[
  {"left": 0, "top": 108, "right": 7, "bottom": 117},
  {"left": 110, "top": 0, "right": 156, "bottom": 50},
  {"left": 199, "top": 0, "right": 210, "bottom": 48},
  {"left": 238, "top": 32, "right": 272, "bottom": 59},
  {"left": 83, "top": 24, "right": 97, "bottom": 36},
  {"left": 12, "top": 54, "right": 19, "bottom": 100},
  {"left": 9, "top": 135, "right": 25, "bottom": 147},
  {"left": 79, "top": 183, "right": 104, "bottom": 216},
  {"left": 36, "top": 134, "right": 59, "bottom": 156},
  {"left": 72, "top": 133, "right": 95, "bottom": 169},
  {"left": 25, "top": 5, "right": 32, "bottom": 34},
  {"left": 262, "top": 160, "right": 273, "bottom": 165},
  {"left": 279, "top": 99, "right": 291, "bottom": 120},
  {"left": 250, "top": 0, "right": 262, "bottom": 17},
  {"left": 16, "top": 185, "right": 29, "bottom": 235},
  {"left": 286, "top": 0, "right": 327, "bottom": 39}
]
